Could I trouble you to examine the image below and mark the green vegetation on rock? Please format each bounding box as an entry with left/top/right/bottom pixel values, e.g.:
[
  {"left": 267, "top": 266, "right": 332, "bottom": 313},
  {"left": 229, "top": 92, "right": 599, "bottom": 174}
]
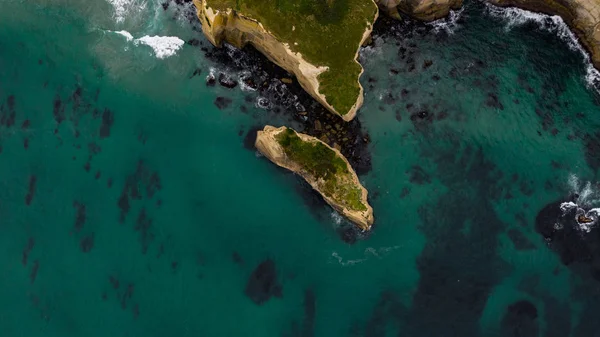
[
  {"left": 206, "top": 0, "right": 378, "bottom": 115},
  {"left": 275, "top": 128, "right": 367, "bottom": 212}
]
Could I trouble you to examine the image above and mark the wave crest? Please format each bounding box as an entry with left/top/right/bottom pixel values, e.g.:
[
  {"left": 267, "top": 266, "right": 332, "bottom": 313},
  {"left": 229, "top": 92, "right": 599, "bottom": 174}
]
[{"left": 483, "top": 2, "right": 600, "bottom": 91}]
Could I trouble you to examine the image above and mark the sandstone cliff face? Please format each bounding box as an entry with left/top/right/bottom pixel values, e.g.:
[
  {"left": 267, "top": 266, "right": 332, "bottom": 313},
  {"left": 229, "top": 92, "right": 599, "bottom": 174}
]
[
  {"left": 255, "top": 125, "right": 374, "bottom": 230},
  {"left": 487, "top": 0, "right": 600, "bottom": 69},
  {"left": 376, "top": 0, "right": 463, "bottom": 21},
  {"left": 194, "top": 0, "right": 377, "bottom": 121}
]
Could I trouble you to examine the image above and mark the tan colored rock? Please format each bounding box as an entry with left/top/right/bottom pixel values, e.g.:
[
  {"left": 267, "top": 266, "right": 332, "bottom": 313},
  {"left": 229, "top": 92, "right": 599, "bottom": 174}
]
[
  {"left": 375, "top": 0, "right": 463, "bottom": 21},
  {"left": 255, "top": 125, "right": 374, "bottom": 230},
  {"left": 487, "top": 0, "right": 600, "bottom": 69}
]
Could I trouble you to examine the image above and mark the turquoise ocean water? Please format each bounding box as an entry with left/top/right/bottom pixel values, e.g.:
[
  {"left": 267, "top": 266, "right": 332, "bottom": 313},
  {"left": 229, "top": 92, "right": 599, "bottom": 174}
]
[{"left": 1, "top": 0, "right": 600, "bottom": 336}]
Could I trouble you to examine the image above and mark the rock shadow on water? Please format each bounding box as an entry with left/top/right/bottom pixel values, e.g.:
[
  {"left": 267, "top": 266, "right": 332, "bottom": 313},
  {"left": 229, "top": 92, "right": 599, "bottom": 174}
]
[
  {"left": 243, "top": 125, "right": 262, "bottom": 150},
  {"left": 244, "top": 259, "right": 282, "bottom": 305}
]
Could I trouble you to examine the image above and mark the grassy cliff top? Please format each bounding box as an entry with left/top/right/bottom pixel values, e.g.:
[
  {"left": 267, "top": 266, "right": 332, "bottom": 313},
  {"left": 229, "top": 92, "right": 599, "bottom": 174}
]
[
  {"left": 206, "top": 0, "right": 378, "bottom": 116},
  {"left": 275, "top": 128, "right": 367, "bottom": 212}
]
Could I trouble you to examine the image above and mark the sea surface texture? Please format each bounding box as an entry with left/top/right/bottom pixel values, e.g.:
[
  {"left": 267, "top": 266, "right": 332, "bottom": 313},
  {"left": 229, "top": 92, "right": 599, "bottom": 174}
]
[{"left": 1, "top": 0, "right": 600, "bottom": 336}]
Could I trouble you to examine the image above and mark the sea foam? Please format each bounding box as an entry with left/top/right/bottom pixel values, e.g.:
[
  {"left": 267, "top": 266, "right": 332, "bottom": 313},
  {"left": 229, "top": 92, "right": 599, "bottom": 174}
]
[
  {"left": 107, "top": 0, "right": 147, "bottom": 23},
  {"left": 560, "top": 174, "right": 600, "bottom": 232},
  {"left": 109, "top": 30, "right": 184, "bottom": 59},
  {"left": 135, "top": 35, "right": 185, "bottom": 59},
  {"left": 114, "top": 30, "right": 134, "bottom": 41},
  {"left": 483, "top": 2, "right": 600, "bottom": 90},
  {"left": 428, "top": 7, "right": 465, "bottom": 34}
]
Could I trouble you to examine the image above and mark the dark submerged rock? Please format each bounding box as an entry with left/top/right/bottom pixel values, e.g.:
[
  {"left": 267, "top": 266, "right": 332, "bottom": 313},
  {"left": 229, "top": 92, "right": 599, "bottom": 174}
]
[
  {"left": 80, "top": 233, "right": 95, "bottom": 253},
  {"left": 25, "top": 175, "right": 37, "bottom": 206},
  {"left": 244, "top": 259, "right": 282, "bottom": 305},
  {"left": 73, "top": 201, "right": 86, "bottom": 232},
  {"left": 214, "top": 96, "right": 232, "bottom": 110},
  {"left": 205, "top": 72, "right": 216, "bottom": 86},
  {"left": 135, "top": 208, "right": 154, "bottom": 254},
  {"left": 21, "top": 237, "right": 35, "bottom": 266},
  {"left": 364, "top": 290, "right": 406, "bottom": 337},
  {"left": 501, "top": 300, "right": 538, "bottom": 337},
  {"left": 302, "top": 289, "right": 316, "bottom": 337},
  {"left": 485, "top": 93, "right": 504, "bottom": 110},
  {"left": 218, "top": 73, "right": 238, "bottom": 89},
  {"left": 407, "top": 165, "right": 431, "bottom": 185},
  {"left": 30, "top": 260, "right": 39, "bottom": 283},
  {"left": 535, "top": 198, "right": 593, "bottom": 266},
  {"left": 99, "top": 108, "right": 114, "bottom": 138}
]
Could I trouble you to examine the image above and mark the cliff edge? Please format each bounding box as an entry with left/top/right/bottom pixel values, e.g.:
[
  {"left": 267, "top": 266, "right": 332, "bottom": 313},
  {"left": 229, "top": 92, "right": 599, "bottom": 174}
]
[
  {"left": 255, "top": 125, "right": 374, "bottom": 230},
  {"left": 194, "top": 0, "right": 378, "bottom": 121},
  {"left": 487, "top": 0, "right": 600, "bottom": 69}
]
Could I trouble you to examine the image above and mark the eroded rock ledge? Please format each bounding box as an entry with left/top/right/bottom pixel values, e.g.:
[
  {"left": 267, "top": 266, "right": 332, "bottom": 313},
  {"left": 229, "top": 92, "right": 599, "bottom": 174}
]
[
  {"left": 255, "top": 125, "right": 374, "bottom": 230},
  {"left": 487, "top": 0, "right": 600, "bottom": 69}
]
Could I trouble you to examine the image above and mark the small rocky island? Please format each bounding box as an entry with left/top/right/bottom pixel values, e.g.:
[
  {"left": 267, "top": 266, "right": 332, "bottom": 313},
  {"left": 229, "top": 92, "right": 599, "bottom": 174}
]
[{"left": 256, "top": 126, "right": 374, "bottom": 230}]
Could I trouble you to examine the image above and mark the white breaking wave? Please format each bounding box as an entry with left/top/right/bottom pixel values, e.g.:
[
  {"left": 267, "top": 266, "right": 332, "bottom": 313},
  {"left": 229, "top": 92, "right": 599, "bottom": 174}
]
[
  {"left": 567, "top": 173, "right": 600, "bottom": 206},
  {"left": 483, "top": 2, "right": 600, "bottom": 90},
  {"left": 330, "top": 211, "right": 344, "bottom": 225},
  {"left": 114, "top": 30, "right": 134, "bottom": 41},
  {"left": 109, "top": 30, "right": 185, "bottom": 59},
  {"left": 428, "top": 7, "right": 465, "bottom": 34},
  {"left": 239, "top": 71, "right": 257, "bottom": 92},
  {"left": 135, "top": 35, "right": 185, "bottom": 59},
  {"left": 107, "top": 0, "right": 147, "bottom": 23},
  {"left": 560, "top": 174, "right": 600, "bottom": 232}
]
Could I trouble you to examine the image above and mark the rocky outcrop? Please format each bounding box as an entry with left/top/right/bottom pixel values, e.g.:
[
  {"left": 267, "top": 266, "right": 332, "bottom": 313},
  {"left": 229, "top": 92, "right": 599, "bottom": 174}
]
[
  {"left": 193, "top": 0, "right": 378, "bottom": 121},
  {"left": 375, "top": 0, "right": 463, "bottom": 21},
  {"left": 255, "top": 125, "right": 374, "bottom": 230},
  {"left": 487, "top": 0, "right": 600, "bottom": 69}
]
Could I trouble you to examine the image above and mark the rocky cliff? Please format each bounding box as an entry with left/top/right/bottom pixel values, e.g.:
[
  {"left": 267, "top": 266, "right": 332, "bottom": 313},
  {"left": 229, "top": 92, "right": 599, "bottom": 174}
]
[
  {"left": 487, "top": 0, "right": 600, "bottom": 69},
  {"left": 255, "top": 125, "right": 374, "bottom": 230},
  {"left": 194, "top": 0, "right": 378, "bottom": 121}
]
